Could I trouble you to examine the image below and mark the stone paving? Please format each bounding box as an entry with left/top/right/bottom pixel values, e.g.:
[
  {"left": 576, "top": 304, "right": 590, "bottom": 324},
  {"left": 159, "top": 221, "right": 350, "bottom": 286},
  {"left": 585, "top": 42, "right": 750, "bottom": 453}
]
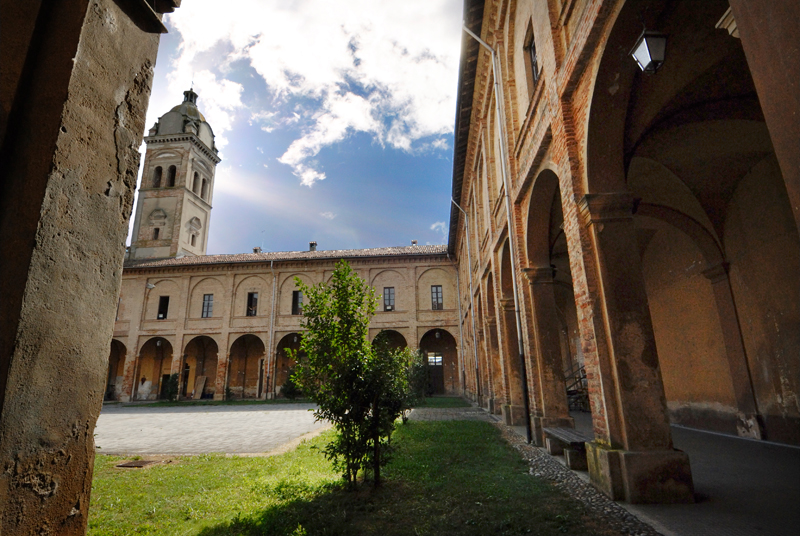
[{"left": 95, "top": 403, "right": 330, "bottom": 455}]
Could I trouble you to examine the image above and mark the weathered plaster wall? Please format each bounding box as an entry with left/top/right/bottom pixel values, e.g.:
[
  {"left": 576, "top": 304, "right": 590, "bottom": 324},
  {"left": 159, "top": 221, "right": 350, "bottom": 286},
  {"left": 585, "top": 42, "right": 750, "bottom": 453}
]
[{"left": 0, "top": 1, "right": 162, "bottom": 530}]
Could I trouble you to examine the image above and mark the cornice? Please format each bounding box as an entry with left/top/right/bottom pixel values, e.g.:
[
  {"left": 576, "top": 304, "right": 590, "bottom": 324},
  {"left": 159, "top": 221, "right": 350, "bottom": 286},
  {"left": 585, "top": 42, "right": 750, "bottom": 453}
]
[{"left": 144, "top": 133, "right": 221, "bottom": 164}]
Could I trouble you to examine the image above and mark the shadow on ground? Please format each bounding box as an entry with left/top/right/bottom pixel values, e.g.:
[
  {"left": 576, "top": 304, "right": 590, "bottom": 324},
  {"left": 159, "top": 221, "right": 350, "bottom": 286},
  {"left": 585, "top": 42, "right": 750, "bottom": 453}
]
[{"left": 196, "top": 421, "right": 619, "bottom": 536}]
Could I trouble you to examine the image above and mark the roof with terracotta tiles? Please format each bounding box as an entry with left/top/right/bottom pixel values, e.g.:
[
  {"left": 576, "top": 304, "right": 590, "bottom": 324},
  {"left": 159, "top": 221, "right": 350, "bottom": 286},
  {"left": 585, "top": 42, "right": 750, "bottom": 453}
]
[{"left": 124, "top": 244, "right": 449, "bottom": 269}]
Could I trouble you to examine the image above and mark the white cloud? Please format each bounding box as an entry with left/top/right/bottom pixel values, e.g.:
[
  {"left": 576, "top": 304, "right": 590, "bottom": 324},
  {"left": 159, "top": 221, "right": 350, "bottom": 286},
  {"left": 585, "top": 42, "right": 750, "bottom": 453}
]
[
  {"left": 430, "top": 221, "right": 447, "bottom": 240},
  {"left": 165, "top": 0, "right": 461, "bottom": 186},
  {"left": 430, "top": 221, "right": 446, "bottom": 233},
  {"left": 320, "top": 211, "right": 337, "bottom": 220}
]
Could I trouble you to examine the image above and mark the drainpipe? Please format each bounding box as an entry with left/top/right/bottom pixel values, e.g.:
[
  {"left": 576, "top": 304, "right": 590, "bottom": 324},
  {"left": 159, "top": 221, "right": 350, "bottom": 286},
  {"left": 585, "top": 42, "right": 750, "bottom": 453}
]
[
  {"left": 266, "top": 259, "right": 277, "bottom": 399},
  {"left": 451, "top": 253, "right": 466, "bottom": 395},
  {"left": 463, "top": 24, "right": 533, "bottom": 444},
  {"left": 451, "top": 198, "right": 481, "bottom": 400}
]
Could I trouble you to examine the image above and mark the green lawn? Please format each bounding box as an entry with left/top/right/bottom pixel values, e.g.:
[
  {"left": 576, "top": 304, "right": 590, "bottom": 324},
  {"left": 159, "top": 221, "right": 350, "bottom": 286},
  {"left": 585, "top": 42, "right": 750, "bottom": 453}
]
[{"left": 89, "top": 421, "right": 616, "bottom": 536}]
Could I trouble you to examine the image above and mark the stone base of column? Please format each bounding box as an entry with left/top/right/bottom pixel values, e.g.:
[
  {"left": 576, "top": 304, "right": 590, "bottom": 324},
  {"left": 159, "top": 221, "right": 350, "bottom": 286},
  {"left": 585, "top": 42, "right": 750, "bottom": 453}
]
[
  {"left": 736, "top": 412, "right": 764, "bottom": 440},
  {"left": 213, "top": 393, "right": 224, "bottom": 401},
  {"left": 586, "top": 442, "right": 694, "bottom": 504},
  {"left": 531, "top": 416, "right": 576, "bottom": 447},
  {"left": 501, "top": 404, "right": 527, "bottom": 426}
]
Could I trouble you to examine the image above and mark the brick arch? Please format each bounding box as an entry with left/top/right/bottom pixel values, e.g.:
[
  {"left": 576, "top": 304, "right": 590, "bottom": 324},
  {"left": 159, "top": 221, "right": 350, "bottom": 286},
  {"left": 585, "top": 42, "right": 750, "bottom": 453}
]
[
  {"left": 227, "top": 334, "right": 266, "bottom": 399},
  {"left": 182, "top": 335, "right": 219, "bottom": 399}
]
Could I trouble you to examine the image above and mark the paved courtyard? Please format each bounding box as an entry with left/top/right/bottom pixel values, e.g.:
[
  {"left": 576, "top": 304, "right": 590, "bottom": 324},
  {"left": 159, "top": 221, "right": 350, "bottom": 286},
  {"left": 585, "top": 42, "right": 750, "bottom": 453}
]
[{"left": 95, "top": 403, "right": 330, "bottom": 455}]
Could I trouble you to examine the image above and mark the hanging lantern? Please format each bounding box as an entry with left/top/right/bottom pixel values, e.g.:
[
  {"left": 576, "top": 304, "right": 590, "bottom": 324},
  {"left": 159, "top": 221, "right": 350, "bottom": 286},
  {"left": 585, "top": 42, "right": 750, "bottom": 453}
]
[{"left": 630, "top": 29, "right": 667, "bottom": 73}]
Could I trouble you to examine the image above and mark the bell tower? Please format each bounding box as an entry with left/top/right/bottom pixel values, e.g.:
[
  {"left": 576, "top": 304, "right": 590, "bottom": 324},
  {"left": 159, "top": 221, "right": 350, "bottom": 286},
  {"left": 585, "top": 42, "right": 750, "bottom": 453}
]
[{"left": 129, "top": 89, "right": 221, "bottom": 259}]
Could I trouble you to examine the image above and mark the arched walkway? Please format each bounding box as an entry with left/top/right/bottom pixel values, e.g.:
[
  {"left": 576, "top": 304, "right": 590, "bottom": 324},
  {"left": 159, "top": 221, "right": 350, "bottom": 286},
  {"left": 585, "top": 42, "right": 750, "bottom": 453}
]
[
  {"left": 134, "top": 338, "right": 173, "bottom": 401},
  {"left": 419, "top": 329, "right": 458, "bottom": 395},
  {"left": 523, "top": 169, "right": 577, "bottom": 444},
  {"left": 274, "top": 333, "right": 302, "bottom": 397},
  {"left": 106, "top": 340, "right": 127, "bottom": 401},
  {"left": 228, "top": 335, "right": 266, "bottom": 399},
  {"left": 373, "top": 329, "right": 407, "bottom": 351},
  {"left": 183, "top": 336, "right": 219, "bottom": 400}
]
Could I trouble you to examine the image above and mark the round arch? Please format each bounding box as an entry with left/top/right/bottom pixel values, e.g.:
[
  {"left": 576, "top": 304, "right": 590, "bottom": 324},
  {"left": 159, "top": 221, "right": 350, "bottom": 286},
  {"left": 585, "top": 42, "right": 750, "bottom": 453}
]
[
  {"left": 274, "top": 333, "right": 303, "bottom": 397},
  {"left": 228, "top": 334, "right": 266, "bottom": 399},
  {"left": 183, "top": 336, "right": 219, "bottom": 399},
  {"left": 373, "top": 329, "right": 407, "bottom": 351},
  {"left": 106, "top": 339, "right": 127, "bottom": 401},
  {"left": 419, "top": 328, "right": 458, "bottom": 395},
  {"left": 134, "top": 337, "right": 173, "bottom": 401}
]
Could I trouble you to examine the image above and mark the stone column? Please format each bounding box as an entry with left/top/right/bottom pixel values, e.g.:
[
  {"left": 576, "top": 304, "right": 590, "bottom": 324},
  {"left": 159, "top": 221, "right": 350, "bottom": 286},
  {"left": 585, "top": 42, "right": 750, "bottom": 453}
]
[
  {"left": 576, "top": 192, "right": 694, "bottom": 504},
  {"left": 702, "top": 263, "right": 763, "bottom": 439},
  {"left": 523, "top": 267, "right": 574, "bottom": 446},
  {"left": 215, "top": 353, "right": 230, "bottom": 401},
  {"left": 0, "top": 2, "right": 168, "bottom": 530},
  {"left": 499, "top": 298, "right": 526, "bottom": 425},
  {"left": 727, "top": 1, "right": 800, "bottom": 231},
  {"left": 484, "top": 319, "right": 503, "bottom": 414}
]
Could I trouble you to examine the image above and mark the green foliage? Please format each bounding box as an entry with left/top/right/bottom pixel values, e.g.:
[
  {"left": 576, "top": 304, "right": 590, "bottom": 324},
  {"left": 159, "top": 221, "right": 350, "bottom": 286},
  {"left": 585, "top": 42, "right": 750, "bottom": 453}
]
[
  {"left": 291, "top": 260, "right": 414, "bottom": 487},
  {"left": 281, "top": 368, "right": 302, "bottom": 400},
  {"left": 162, "top": 373, "right": 179, "bottom": 402},
  {"left": 224, "top": 386, "right": 234, "bottom": 401}
]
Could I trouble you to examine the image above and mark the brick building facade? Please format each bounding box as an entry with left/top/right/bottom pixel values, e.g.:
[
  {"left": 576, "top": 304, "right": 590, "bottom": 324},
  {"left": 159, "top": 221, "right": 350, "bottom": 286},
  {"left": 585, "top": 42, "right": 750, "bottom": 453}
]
[{"left": 449, "top": 0, "right": 799, "bottom": 503}]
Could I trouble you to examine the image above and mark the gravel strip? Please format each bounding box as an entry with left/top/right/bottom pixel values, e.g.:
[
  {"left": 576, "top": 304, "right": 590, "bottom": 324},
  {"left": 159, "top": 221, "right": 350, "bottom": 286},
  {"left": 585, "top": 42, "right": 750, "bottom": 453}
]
[{"left": 498, "top": 422, "right": 663, "bottom": 536}]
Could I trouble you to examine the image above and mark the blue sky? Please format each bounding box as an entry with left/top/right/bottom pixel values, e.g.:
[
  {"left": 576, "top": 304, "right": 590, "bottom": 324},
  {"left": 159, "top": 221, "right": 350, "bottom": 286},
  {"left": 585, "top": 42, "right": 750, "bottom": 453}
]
[{"left": 131, "top": 0, "right": 463, "bottom": 254}]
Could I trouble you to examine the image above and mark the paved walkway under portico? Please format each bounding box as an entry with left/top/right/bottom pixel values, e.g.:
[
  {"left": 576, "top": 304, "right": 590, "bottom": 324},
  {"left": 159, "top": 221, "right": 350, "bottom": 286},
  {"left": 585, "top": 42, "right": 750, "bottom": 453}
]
[{"left": 513, "top": 411, "right": 800, "bottom": 536}]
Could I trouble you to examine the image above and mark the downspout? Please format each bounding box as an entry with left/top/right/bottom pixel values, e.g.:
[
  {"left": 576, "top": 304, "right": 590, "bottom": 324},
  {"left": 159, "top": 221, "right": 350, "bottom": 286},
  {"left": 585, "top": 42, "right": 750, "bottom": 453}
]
[
  {"left": 463, "top": 24, "right": 533, "bottom": 444},
  {"left": 266, "top": 259, "right": 277, "bottom": 399},
  {"left": 451, "top": 198, "right": 481, "bottom": 400},
  {"left": 450, "top": 252, "right": 466, "bottom": 395}
]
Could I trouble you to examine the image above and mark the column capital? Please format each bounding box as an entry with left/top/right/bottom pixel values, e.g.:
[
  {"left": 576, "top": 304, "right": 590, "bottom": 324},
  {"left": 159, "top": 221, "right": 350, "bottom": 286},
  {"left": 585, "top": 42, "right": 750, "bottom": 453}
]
[
  {"left": 522, "top": 266, "right": 553, "bottom": 284},
  {"left": 702, "top": 262, "right": 730, "bottom": 283},
  {"left": 577, "top": 192, "right": 635, "bottom": 228}
]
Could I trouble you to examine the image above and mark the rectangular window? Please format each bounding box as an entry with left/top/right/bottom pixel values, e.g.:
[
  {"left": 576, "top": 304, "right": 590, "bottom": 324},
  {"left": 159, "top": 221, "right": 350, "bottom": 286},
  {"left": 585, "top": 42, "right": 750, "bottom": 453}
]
[
  {"left": 292, "top": 290, "right": 303, "bottom": 315},
  {"left": 427, "top": 352, "right": 443, "bottom": 366},
  {"left": 431, "top": 285, "right": 443, "bottom": 310},
  {"left": 157, "top": 296, "right": 169, "bottom": 319},
  {"left": 246, "top": 292, "right": 258, "bottom": 317},
  {"left": 153, "top": 227, "right": 160, "bottom": 240},
  {"left": 202, "top": 294, "right": 213, "bottom": 318},
  {"left": 383, "top": 287, "right": 395, "bottom": 311}
]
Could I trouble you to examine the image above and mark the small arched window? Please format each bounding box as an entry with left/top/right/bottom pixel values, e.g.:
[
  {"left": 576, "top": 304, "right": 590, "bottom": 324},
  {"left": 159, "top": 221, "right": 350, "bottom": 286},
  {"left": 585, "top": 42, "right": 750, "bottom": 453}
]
[
  {"left": 190, "top": 234, "right": 197, "bottom": 246},
  {"left": 167, "top": 165, "right": 176, "bottom": 187},
  {"left": 153, "top": 228, "right": 160, "bottom": 240},
  {"left": 152, "top": 166, "right": 162, "bottom": 188},
  {"left": 201, "top": 179, "right": 208, "bottom": 200},
  {"left": 192, "top": 172, "right": 200, "bottom": 194}
]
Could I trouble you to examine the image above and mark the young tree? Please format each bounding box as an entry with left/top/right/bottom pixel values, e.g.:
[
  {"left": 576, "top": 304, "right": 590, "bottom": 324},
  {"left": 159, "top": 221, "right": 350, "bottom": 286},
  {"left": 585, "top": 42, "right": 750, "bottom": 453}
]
[{"left": 292, "top": 260, "right": 413, "bottom": 487}]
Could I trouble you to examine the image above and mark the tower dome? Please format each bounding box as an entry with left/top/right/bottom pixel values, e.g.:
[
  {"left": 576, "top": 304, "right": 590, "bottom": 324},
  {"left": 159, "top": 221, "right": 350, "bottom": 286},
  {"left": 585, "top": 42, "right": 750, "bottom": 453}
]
[{"left": 148, "top": 88, "right": 217, "bottom": 152}]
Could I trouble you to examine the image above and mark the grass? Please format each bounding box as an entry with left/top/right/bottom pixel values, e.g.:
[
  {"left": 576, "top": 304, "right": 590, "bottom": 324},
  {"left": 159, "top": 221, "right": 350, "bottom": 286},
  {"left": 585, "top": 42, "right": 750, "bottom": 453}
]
[{"left": 89, "top": 420, "right": 618, "bottom": 536}]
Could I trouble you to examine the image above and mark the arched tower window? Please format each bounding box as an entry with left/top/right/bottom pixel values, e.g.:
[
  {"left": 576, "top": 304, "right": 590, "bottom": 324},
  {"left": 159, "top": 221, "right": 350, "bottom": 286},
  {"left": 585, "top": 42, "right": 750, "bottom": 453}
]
[
  {"left": 167, "top": 165, "right": 176, "bottom": 187},
  {"left": 152, "top": 166, "right": 162, "bottom": 188},
  {"left": 201, "top": 179, "right": 208, "bottom": 200},
  {"left": 192, "top": 172, "right": 200, "bottom": 194},
  {"left": 186, "top": 217, "right": 202, "bottom": 248}
]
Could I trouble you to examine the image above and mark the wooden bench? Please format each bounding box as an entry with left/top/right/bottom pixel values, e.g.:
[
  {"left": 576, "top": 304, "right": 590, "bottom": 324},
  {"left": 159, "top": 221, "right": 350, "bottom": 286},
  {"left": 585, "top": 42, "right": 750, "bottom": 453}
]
[{"left": 543, "top": 427, "right": 592, "bottom": 470}]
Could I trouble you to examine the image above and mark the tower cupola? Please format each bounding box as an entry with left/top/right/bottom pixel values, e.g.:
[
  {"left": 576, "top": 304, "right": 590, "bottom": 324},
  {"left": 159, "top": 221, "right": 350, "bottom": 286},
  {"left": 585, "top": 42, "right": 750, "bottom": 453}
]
[{"left": 129, "top": 89, "right": 221, "bottom": 260}]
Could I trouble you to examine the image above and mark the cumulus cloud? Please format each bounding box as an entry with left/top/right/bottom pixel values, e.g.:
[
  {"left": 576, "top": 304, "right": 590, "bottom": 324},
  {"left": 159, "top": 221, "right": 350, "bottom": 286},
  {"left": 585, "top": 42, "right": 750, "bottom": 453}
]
[
  {"left": 165, "top": 0, "right": 461, "bottom": 186},
  {"left": 320, "top": 211, "right": 337, "bottom": 220},
  {"left": 430, "top": 221, "right": 447, "bottom": 240}
]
